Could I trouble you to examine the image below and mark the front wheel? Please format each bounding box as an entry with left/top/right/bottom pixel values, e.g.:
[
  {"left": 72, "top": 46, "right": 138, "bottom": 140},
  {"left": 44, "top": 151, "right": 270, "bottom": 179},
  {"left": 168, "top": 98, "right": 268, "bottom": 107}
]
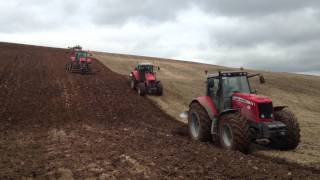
[
  {"left": 269, "top": 109, "right": 300, "bottom": 150},
  {"left": 219, "top": 112, "right": 251, "bottom": 153}
]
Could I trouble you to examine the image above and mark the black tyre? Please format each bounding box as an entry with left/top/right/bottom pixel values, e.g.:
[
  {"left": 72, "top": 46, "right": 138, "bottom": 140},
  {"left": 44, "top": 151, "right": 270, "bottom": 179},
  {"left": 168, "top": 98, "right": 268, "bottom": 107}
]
[
  {"left": 269, "top": 109, "right": 300, "bottom": 150},
  {"left": 80, "top": 63, "right": 87, "bottom": 74},
  {"left": 130, "top": 78, "right": 136, "bottom": 89},
  {"left": 219, "top": 112, "right": 251, "bottom": 153},
  {"left": 157, "top": 83, "right": 163, "bottom": 96},
  {"left": 188, "top": 103, "right": 211, "bottom": 141},
  {"left": 137, "top": 83, "right": 146, "bottom": 96}
]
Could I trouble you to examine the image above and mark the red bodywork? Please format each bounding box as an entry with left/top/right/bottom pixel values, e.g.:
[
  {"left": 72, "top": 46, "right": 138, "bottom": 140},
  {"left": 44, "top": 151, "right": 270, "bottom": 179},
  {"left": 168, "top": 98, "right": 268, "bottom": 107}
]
[
  {"left": 132, "top": 70, "right": 158, "bottom": 85},
  {"left": 192, "top": 96, "right": 218, "bottom": 120},
  {"left": 192, "top": 93, "right": 273, "bottom": 123},
  {"left": 232, "top": 93, "right": 273, "bottom": 122}
]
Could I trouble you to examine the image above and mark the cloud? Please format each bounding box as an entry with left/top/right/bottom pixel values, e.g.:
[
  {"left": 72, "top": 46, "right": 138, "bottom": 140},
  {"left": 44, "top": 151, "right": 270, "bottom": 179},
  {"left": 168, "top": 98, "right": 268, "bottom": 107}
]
[
  {"left": 90, "top": 0, "right": 192, "bottom": 25},
  {"left": 196, "top": 0, "right": 320, "bottom": 17},
  {"left": 0, "top": 0, "right": 319, "bottom": 75}
]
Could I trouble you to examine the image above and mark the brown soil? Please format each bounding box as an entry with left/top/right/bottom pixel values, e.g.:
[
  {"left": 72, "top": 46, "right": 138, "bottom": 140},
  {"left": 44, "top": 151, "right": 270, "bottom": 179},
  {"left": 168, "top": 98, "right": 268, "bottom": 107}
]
[{"left": 0, "top": 42, "right": 320, "bottom": 179}]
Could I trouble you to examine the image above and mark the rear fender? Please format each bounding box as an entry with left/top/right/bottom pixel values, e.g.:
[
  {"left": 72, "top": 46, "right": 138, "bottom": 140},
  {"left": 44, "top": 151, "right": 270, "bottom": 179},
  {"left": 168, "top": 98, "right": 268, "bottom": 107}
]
[
  {"left": 274, "top": 106, "right": 288, "bottom": 112},
  {"left": 190, "top": 96, "right": 218, "bottom": 120},
  {"left": 131, "top": 70, "right": 140, "bottom": 81},
  {"left": 218, "top": 109, "right": 240, "bottom": 119}
]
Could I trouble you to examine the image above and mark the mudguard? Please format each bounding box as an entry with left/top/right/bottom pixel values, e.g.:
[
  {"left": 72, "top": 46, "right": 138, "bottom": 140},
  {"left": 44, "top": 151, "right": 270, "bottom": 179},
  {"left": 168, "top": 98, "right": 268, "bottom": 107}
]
[
  {"left": 274, "top": 106, "right": 288, "bottom": 112},
  {"left": 131, "top": 70, "right": 140, "bottom": 81},
  {"left": 190, "top": 96, "right": 218, "bottom": 120},
  {"left": 218, "top": 109, "right": 240, "bottom": 119}
]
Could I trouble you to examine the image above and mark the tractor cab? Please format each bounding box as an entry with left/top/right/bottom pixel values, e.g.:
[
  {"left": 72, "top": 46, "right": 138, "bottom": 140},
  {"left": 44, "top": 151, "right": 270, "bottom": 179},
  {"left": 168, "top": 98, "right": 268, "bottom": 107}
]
[
  {"left": 75, "top": 51, "right": 92, "bottom": 62},
  {"left": 207, "top": 71, "right": 253, "bottom": 112}
]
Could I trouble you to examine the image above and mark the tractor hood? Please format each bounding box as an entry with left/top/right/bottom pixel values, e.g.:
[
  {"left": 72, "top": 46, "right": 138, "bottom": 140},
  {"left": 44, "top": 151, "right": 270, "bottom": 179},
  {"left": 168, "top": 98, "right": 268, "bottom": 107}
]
[
  {"left": 232, "top": 92, "right": 272, "bottom": 105},
  {"left": 145, "top": 72, "right": 156, "bottom": 81}
]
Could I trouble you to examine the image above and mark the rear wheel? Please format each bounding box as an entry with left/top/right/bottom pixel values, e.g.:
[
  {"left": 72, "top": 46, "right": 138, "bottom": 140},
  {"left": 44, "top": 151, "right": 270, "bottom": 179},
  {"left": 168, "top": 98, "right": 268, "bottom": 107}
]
[
  {"left": 137, "top": 83, "right": 146, "bottom": 96},
  {"left": 130, "top": 79, "right": 136, "bottom": 89},
  {"left": 67, "top": 63, "right": 72, "bottom": 72},
  {"left": 269, "top": 109, "right": 300, "bottom": 150},
  {"left": 188, "top": 103, "right": 211, "bottom": 141},
  {"left": 157, "top": 83, "right": 163, "bottom": 96},
  {"left": 219, "top": 112, "right": 251, "bottom": 153}
]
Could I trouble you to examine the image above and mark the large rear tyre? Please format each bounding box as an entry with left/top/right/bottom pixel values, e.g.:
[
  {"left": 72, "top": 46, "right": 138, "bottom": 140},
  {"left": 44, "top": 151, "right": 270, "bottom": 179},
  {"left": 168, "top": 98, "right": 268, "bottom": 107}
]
[
  {"left": 137, "top": 83, "right": 146, "bottom": 96},
  {"left": 269, "top": 109, "right": 300, "bottom": 150},
  {"left": 188, "top": 103, "right": 211, "bottom": 142},
  {"left": 130, "top": 79, "right": 136, "bottom": 89},
  {"left": 156, "top": 83, "right": 163, "bottom": 96},
  {"left": 67, "top": 63, "right": 72, "bottom": 72},
  {"left": 219, "top": 112, "right": 251, "bottom": 153}
]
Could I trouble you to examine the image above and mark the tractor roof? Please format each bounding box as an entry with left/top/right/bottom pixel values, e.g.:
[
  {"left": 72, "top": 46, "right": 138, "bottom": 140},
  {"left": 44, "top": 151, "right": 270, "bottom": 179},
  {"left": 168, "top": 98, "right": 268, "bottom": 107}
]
[
  {"left": 207, "top": 71, "right": 248, "bottom": 79},
  {"left": 138, "top": 62, "right": 153, "bottom": 66}
]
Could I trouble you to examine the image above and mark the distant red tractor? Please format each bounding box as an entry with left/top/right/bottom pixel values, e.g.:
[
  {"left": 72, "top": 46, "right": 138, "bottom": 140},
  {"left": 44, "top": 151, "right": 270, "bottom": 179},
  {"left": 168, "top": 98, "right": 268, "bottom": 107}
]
[
  {"left": 66, "top": 48, "right": 93, "bottom": 74},
  {"left": 130, "top": 62, "right": 163, "bottom": 96},
  {"left": 187, "top": 71, "right": 300, "bottom": 153}
]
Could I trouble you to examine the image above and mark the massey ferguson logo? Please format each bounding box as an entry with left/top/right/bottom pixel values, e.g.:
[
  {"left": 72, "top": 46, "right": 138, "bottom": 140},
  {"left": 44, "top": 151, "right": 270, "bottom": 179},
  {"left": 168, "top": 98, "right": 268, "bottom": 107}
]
[{"left": 232, "top": 96, "right": 255, "bottom": 106}]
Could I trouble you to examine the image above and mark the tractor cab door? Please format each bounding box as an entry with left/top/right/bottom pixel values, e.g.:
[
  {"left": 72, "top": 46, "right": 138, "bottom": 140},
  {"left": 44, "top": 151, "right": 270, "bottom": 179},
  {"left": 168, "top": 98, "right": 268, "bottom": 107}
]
[
  {"left": 207, "top": 77, "right": 221, "bottom": 112},
  {"left": 222, "top": 77, "right": 233, "bottom": 110}
]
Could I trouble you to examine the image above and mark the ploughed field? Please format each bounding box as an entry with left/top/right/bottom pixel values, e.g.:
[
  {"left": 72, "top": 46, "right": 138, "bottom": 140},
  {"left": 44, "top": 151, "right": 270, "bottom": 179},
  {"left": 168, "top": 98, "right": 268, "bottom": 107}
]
[{"left": 0, "top": 42, "right": 320, "bottom": 179}]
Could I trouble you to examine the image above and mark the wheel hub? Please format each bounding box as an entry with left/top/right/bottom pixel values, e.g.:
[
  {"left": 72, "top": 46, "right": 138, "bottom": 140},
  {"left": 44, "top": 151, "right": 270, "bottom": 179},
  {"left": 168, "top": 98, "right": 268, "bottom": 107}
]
[
  {"left": 221, "top": 124, "right": 233, "bottom": 148},
  {"left": 190, "top": 112, "right": 200, "bottom": 138}
]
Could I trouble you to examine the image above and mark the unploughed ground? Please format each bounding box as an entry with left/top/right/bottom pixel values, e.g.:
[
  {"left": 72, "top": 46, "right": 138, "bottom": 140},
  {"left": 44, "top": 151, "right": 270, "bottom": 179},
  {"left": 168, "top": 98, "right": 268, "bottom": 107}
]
[{"left": 0, "top": 43, "right": 320, "bottom": 179}]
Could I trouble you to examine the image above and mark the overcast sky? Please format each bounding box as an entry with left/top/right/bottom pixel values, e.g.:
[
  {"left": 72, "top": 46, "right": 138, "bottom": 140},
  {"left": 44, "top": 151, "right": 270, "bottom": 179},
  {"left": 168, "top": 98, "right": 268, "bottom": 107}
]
[{"left": 0, "top": 0, "right": 319, "bottom": 75}]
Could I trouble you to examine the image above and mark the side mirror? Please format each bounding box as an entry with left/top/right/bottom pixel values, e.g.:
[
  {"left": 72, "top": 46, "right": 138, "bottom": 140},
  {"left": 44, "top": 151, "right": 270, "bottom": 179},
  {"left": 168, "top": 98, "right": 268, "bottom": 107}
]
[
  {"left": 259, "top": 75, "right": 265, "bottom": 84},
  {"left": 158, "top": 66, "right": 160, "bottom": 71},
  {"left": 204, "top": 70, "right": 208, "bottom": 75}
]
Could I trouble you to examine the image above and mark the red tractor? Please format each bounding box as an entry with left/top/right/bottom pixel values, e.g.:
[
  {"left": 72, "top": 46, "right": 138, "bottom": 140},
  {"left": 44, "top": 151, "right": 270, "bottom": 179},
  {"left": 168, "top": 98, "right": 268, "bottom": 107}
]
[
  {"left": 66, "top": 48, "right": 93, "bottom": 74},
  {"left": 130, "top": 62, "right": 163, "bottom": 96},
  {"left": 187, "top": 71, "right": 300, "bottom": 153}
]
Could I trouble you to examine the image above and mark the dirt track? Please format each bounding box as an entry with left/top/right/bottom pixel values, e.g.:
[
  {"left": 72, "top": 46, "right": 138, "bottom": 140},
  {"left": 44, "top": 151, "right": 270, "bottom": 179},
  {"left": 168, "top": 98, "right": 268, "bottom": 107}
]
[{"left": 0, "top": 42, "right": 320, "bottom": 179}]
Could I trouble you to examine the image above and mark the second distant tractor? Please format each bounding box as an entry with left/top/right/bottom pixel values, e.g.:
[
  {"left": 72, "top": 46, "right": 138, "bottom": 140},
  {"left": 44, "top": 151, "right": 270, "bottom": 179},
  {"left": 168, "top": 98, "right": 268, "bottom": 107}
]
[{"left": 130, "top": 62, "right": 163, "bottom": 96}]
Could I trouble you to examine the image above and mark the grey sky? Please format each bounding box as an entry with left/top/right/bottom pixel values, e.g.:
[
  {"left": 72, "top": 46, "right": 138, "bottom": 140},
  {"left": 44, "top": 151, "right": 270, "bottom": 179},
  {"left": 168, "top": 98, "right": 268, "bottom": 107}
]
[{"left": 0, "top": 0, "right": 319, "bottom": 75}]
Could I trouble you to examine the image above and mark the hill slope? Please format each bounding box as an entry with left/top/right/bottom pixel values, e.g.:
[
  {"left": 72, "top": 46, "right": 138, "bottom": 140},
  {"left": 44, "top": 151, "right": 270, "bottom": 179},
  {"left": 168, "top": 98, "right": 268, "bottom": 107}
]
[
  {"left": 94, "top": 51, "right": 320, "bottom": 167},
  {"left": 1, "top": 42, "right": 319, "bottom": 179}
]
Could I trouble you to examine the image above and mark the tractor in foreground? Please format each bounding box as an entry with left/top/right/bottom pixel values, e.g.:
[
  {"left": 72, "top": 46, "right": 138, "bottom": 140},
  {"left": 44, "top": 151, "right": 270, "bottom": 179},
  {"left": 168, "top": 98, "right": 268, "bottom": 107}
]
[
  {"left": 66, "top": 48, "right": 93, "bottom": 74},
  {"left": 187, "top": 71, "right": 300, "bottom": 153},
  {"left": 130, "top": 62, "right": 163, "bottom": 96}
]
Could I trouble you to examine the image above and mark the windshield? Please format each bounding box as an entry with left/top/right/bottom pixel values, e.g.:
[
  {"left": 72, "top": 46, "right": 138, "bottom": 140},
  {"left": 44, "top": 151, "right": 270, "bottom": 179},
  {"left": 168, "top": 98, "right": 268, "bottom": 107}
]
[
  {"left": 223, "top": 76, "right": 250, "bottom": 97},
  {"left": 77, "top": 52, "right": 89, "bottom": 58},
  {"left": 140, "top": 65, "right": 153, "bottom": 72}
]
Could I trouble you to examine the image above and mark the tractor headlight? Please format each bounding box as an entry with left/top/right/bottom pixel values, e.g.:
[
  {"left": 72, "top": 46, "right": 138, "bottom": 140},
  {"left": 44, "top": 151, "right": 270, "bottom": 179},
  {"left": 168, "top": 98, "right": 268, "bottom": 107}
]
[
  {"left": 271, "top": 114, "right": 273, "bottom": 118},
  {"left": 261, "top": 114, "right": 265, "bottom": 119}
]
